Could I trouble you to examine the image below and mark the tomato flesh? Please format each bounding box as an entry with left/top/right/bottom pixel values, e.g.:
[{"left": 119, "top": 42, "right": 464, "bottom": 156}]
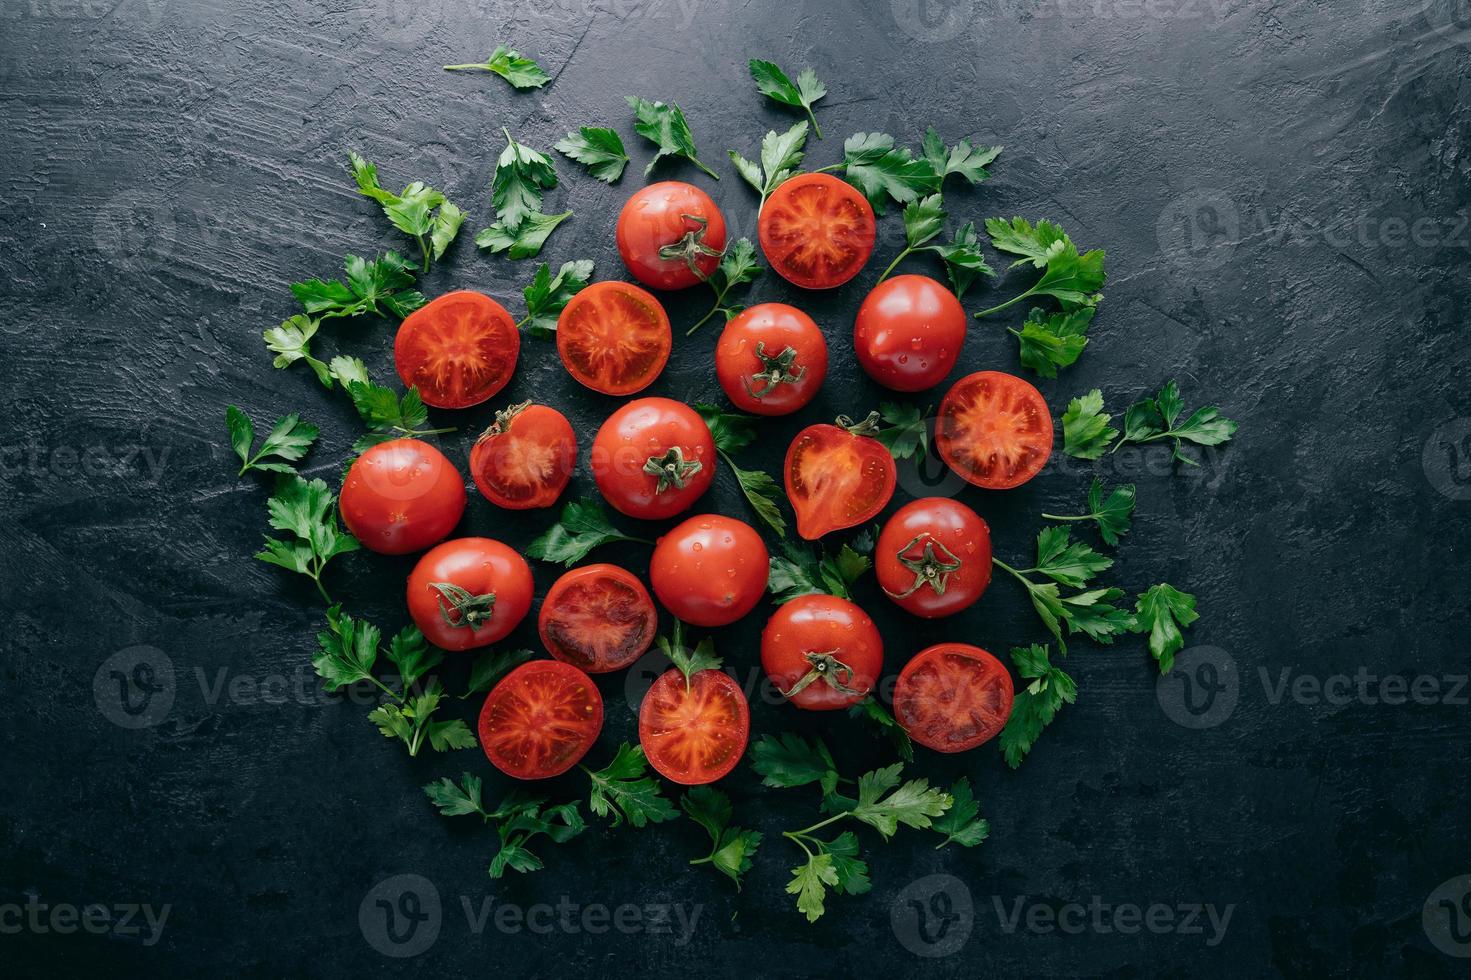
[
  {"left": 479, "top": 660, "right": 604, "bottom": 779},
  {"left": 538, "top": 564, "right": 657, "bottom": 673},
  {"left": 784, "top": 423, "right": 897, "bottom": 539},
  {"left": 759, "top": 173, "right": 876, "bottom": 289},
  {"left": 894, "top": 644, "right": 1014, "bottom": 753},
  {"left": 470, "top": 403, "right": 575, "bottom": 510},
  {"left": 936, "top": 371, "right": 1054, "bottom": 489},
  {"left": 394, "top": 290, "right": 519, "bottom": 409},
  {"left": 557, "top": 281, "right": 671, "bottom": 395},
  {"left": 638, "top": 669, "right": 749, "bottom": 785}
]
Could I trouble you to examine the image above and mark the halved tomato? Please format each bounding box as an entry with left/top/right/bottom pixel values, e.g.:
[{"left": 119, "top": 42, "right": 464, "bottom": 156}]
[
  {"left": 479, "top": 660, "right": 604, "bottom": 779},
  {"left": 935, "top": 371, "right": 1054, "bottom": 489},
  {"left": 394, "top": 290, "right": 518, "bottom": 409},
  {"left": 893, "top": 643, "right": 1014, "bottom": 753},
  {"left": 538, "top": 564, "right": 657, "bottom": 673},
  {"left": 759, "top": 173, "right": 876, "bottom": 289},
  {"left": 784, "top": 416, "right": 897, "bottom": 539},
  {"left": 638, "top": 668, "right": 749, "bottom": 785},
  {"left": 469, "top": 402, "right": 575, "bottom": 510},
  {"left": 556, "top": 281, "right": 671, "bottom": 395}
]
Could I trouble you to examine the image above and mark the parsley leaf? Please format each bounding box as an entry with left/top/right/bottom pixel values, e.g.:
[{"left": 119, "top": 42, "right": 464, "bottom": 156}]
[
  {"left": 1012, "top": 306, "right": 1095, "bottom": 378},
  {"left": 867, "top": 403, "right": 931, "bottom": 463},
  {"left": 255, "top": 476, "right": 359, "bottom": 602},
  {"left": 525, "top": 498, "right": 651, "bottom": 566},
  {"left": 490, "top": 129, "right": 559, "bottom": 230},
  {"left": 461, "top": 648, "right": 536, "bottom": 698},
  {"left": 263, "top": 314, "right": 332, "bottom": 386},
  {"left": 1062, "top": 389, "right": 1117, "bottom": 460},
  {"left": 554, "top": 126, "right": 629, "bottom": 182},
  {"left": 931, "top": 777, "right": 989, "bottom": 848},
  {"left": 974, "top": 219, "right": 1105, "bottom": 319},
  {"left": 728, "top": 121, "right": 809, "bottom": 214},
  {"left": 423, "top": 772, "right": 491, "bottom": 818},
  {"left": 443, "top": 44, "right": 550, "bottom": 89},
  {"left": 876, "top": 196, "right": 997, "bottom": 296},
  {"left": 1112, "top": 380, "right": 1239, "bottom": 465},
  {"left": 686, "top": 238, "right": 762, "bottom": 334},
  {"left": 992, "top": 531, "right": 1133, "bottom": 653},
  {"left": 788, "top": 853, "right": 839, "bottom": 923},
  {"left": 583, "top": 743, "right": 678, "bottom": 828},
  {"left": 1032, "top": 525, "right": 1113, "bottom": 588},
  {"left": 654, "top": 619, "right": 722, "bottom": 689},
  {"left": 921, "top": 127, "right": 1002, "bottom": 187},
  {"left": 985, "top": 216, "right": 1071, "bottom": 268},
  {"left": 227, "top": 406, "right": 318, "bottom": 476},
  {"left": 342, "top": 376, "right": 454, "bottom": 453},
  {"left": 1042, "top": 477, "right": 1136, "bottom": 546},
  {"left": 847, "top": 765, "right": 950, "bottom": 839},
  {"left": 292, "top": 252, "right": 426, "bottom": 322},
  {"left": 627, "top": 96, "right": 719, "bottom": 180},
  {"left": 1133, "top": 583, "right": 1199, "bottom": 673},
  {"left": 831, "top": 132, "right": 937, "bottom": 214},
  {"left": 768, "top": 539, "right": 872, "bottom": 604},
  {"left": 683, "top": 786, "right": 762, "bottom": 890},
  {"left": 518, "top": 259, "right": 594, "bottom": 337},
  {"left": 486, "top": 794, "right": 586, "bottom": 878},
  {"left": 750, "top": 732, "right": 840, "bottom": 793},
  {"left": 695, "top": 404, "right": 787, "bottom": 537},
  {"left": 748, "top": 59, "right": 827, "bottom": 138},
  {"left": 475, "top": 209, "right": 572, "bottom": 259},
  {"left": 347, "top": 153, "right": 465, "bottom": 272},
  {"left": 999, "top": 643, "right": 1078, "bottom": 767}
]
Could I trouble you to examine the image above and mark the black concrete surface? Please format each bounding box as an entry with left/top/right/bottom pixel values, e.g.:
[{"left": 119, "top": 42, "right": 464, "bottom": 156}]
[{"left": 3, "top": 0, "right": 1470, "bottom": 976}]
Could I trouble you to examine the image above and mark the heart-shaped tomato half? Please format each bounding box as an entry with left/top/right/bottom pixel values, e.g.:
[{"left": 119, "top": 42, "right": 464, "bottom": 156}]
[{"left": 784, "top": 418, "right": 897, "bottom": 539}]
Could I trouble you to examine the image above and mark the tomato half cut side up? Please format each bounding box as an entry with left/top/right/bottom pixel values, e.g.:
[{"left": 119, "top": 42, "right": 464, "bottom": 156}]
[
  {"left": 893, "top": 643, "right": 1014, "bottom": 753},
  {"left": 759, "top": 173, "right": 876, "bottom": 289},
  {"left": 556, "top": 281, "right": 672, "bottom": 396},
  {"left": 784, "top": 417, "right": 897, "bottom": 539},
  {"left": 538, "top": 564, "right": 657, "bottom": 673},
  {"left": 479, "top": 660, "right": 604, "bottom": 779},
  {"left": 935, "top": 371, "right": 1054, "bottom": 490},
  {"left": 638, "top": 669, "right": 750, "bottom": 785},
  {"left": 394, "top": 290, "right": 520, "bottom": 409}
]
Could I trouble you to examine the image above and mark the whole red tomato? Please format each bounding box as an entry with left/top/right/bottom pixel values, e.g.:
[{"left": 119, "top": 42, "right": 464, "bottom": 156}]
[
  {"left": 714, "top": 303, "right": 828, "bottom": 416},
  {"left": 760, "top": 594, "right": 883, "bottom": 710},
  {"left": 339, "top": 438, "right": 466, "bottom": 555},
  {"left": 590, "top": 398, "right": 715, "bottom": 520},
  {"left": 894, "top": 643, "right": 1014, "bottom": 753},
  {"left": 406, "top": 537, "right": 533, "bottom": 651},
  {"left": 394, "top": 290, "right": 519, "bottom": 409},
  {"left": 759, "top": 173, "right": 876, "bottom": 289},
  {"left": 784, "top": 416, "right": 897, "bottom": 539},
  {"left": 875, "top": 497, "right": 991, "bottom": 618},
  {"left": 650, "top": 515, "right": 770, "bottom": 627},
  {"left": 616, "top": 181, "right": 727, "bottom": 290},
  {"left": 854, "top": 274, "right": 966, "bottom": 391},
  {"left": 469, "top": 401, "right": 575, "bottom": 510}
]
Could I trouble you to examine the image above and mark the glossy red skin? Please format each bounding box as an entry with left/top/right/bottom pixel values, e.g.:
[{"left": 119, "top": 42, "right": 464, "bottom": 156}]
[
  {"left": 876, "top": 498, "right": 992, "bottom": 618},
  {"left": 638, "top": 668, "right": 750, "bottom": 785},
  {"left": 650, "top": 515, "right": 770, "bottom": 627},
  {"left": 406, "top": 538, "right": 533, "bottom": 651},
  {"left": 339, "top": 438, "right": 466, "bottom": 555},
  {"left": 538, "top": 563, "right": 657, "bottom": 673},
  {"left": 936, "top": 371, "right": 1054, "bottom": 490},
  {"left": 394, "top": 290, "right": 519, "bottom": 409},
  {"left": 479, "top": 660, "right": 604, "bottom": 779},
  {"left": 784, "top": 423, "right": 897, "bottom": 539},
  {"left": 854, "top": 275, "right": 966, "bottom": 392},
  {"left": 759, "top": 173, "right": 876, "bottom": 289},
  {"left": 894, "top": 643, "right": 1015, "bottom": 753},
  {"left": 760, "top": 594, "right": 883, "bottom": 710},
  {"left": 590, "top": 398, "right": 716, "bottom": 520},
  {"left": 714, "top": 303, "right": 829, "bottom": 416},
  {"left": 616, "top": 181, "right": 728, "bottom": 290},
  {"left": 556, "top": 281, "right": 672, "bottom": 395},
  {"left": 469, "top": 404, "right": 575, "bottom": 510}
]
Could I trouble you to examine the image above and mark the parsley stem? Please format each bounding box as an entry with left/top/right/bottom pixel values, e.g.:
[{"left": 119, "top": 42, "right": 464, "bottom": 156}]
[
  {"left": 310, "top": 573, "right": 332, "bottom": 604},
  {"left": 972, "top": 287, "right": 1035, "bottom": 319},
  {"left": 691, "top": 157, "right": 721, "bottom": 181},
  {"left": 810, "top": 163, "right": 844, "bottom": 175},
  {"left": 1039, "top": 513, "right": 1088, "bottom": 522},
  {"left": 787, "top": 812, "right": 848, "bottom": 840},
  {"left": 442, "top": 63, "right": 486, "bottom": 71},
  {"left": 876, "top": 247, "right": 912, "bottom": 283},
  {"left": 805, "top": 108, "right": 823, "bottom": 141},
  {"left": 687, "top": 285, "right": 730, "bottom": 335}
]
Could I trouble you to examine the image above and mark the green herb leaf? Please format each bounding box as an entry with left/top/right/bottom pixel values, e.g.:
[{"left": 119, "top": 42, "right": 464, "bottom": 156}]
[
  {"left": 839, "top": 132, "right": 937, "bottom": 214},
  {"left": 849, "top": 766, "right": 951, "bottom": 839},
  {"left": 682, "top": 786, "right": 761, "bottom": 890},
  {"left": 584, "top": 743, "right": 678, "bottom": 828},
  {"left": 627, "top": 96, "right": 719, "bottom": 180},
  {"left": 921, "top": 127, "right": 1002, "bottom": 187},
  {"left": 475, "top": 209, "right": 571, "bottom": 259},
  {"left": 750, "top": 732, "right": 840, "bottom": 793},
  {"left": 655, "top": 619, "right": 722, "bottom": 688},
  {"left": 463, "top": 648, "right": 536, "bottom": 698},
  {"left": 486, "top": 796, "right": 586, "bottom": 878},
  {"left": 848, "top": 697, "right": 913, "bottom": 761},
  {"left": 931, "top": 777, "right": 989, "bottom": 848},
  {"left": 985, "top": 216, "right": 1071, "bottom": 269},
  {"left": 695, "top": 404, "right": 759, "bottom": 455},
  {"left": 922, "top": 221, "right": 993, "bottom": 298},
  {"left": 525, "top": 497, "right": 647, "bottom": 566},
  {"left": 519, "top": 259, "right": 594, "bottom": 337},
  {"left": 347, "top": 154, "right": 464, "bottom": 271},
  {"left": 749, "top": 59, "right": 827, "bottom": 138},
  {"left": 901, "top": 193, "right": 946, "bottom": 248},
  {"left": 312, "top": 605, "right": 380, "bottom": 691},
  {"left": 256, "top": 477, "right": 359, "bottom": 602},
  {"left": 1133, "top": 583, "right": 1199, "bottom": 673},
  {"left": 687, "top": 238, "right": 763, "bottom": 334},
  {"left": 1000, "top": 643, "right": 1077, "bottom": 767},
  {"left": 872, "top": 401, "right": 930, "bottom": 462},
  {"left": 788, "top": 852, "right": 838, "bottom": 922},
  {"left": 263, "top": 314, "right": 332, "bottom": 387},
  {"left": 554, "top": 126, "right": 629, "bottom": 182},
  {"left": 1062, "top": 389, "right": 1117, "bottom": 460},
  {"left": 728, "top": 121, "right": 809, "bottom": 209},
  {"left": 443, "top": 44, "right": 550, "bottom": 89},
  {"left": 1033, "top": 526, "right": 1113, "bottom": 589},
  {"left": 491, "top": 130, "right": 558, "bottom": 230},
  {"left": 768, "top": 540, "right": 872, "bottom": 604},
  {"left": 386, "top": 624, "right": 441, "bottom": 692},
  {"left": 423, "top": 772, "right": 490, "bottom": 818},
  {"left": 1031, "top": 241, "right": 1107, "bottom": 310},
  {"left": 1043, "top": 477, "right": 1135, "bottom": 546},
  {"left": 1114, "top": 381, "right": 1238, "bottom": 465},
  {"left": 228, "top": 407, "right": 318, "bottom": 476},
  {"left": 1012, "top": 306, "right": 1094, "bottom": 378}
]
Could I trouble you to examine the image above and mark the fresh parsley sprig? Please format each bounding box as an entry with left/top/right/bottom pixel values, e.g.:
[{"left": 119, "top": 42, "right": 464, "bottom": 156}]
[
  {"left": 327, "top": 356, "right": 455, "bottom": 452},
  {"left": 583, "top": 743, "right": 679, "bottom": 828},
  {"left": 525, "top": 497, "right": 652, "bottom": 566},
  {"left": 848, "top": 697, "right": 914, "bottom": 762},
  {"left": 461, "top": 648, "right": 536, "bottom": 698},
  {"left": 1061, "top": 382, "right": 1238, "bottom": 464},
  {"left": 254, "top": 476, "right": 360, "bottom": 602},
  {"left": 695, "top": 403, "right": 787, "bottom": 537},
  {"left": 478, "top": 130, "right": 567, "bottom": 259},
  {"left": 768, "top": 537, "right": 874, "bottom": 604},
  {"left": 423, "top": 775, "right": 586, "bottom": 878},
  {"left": 443, "top": 44, "right": 550, "bottom": 89},
  {"left": 555, "top": 127, "right": 629, "bottom": 183},
  {"left": 729, "top": 121, "right": 809, "bottom": 215},
  {"left": 686, "top": 239, "right": 762, "bottom": 335},
  {"left": 1012, "top": 306, "right": 1095, "bottom": 378},
  {"left": 973, "top": 217, "right": 1105, "bottom": 320},
  {"left": 1042, "top": 477, "right": 1137, "bottom": 547},
  {"left": 810, "top": 133, "right": 937, "bottom": 214},
  {"left": 654, "top": 619, "right": 722, "bottom": 689},
  {"left": 683, "top": 786, "right": 762, "bottom": 890},
  {"left": 516, "top": 259, "right": 594, "bottom": 338},
  {"left": 920, "top": 127, "right": 1002, "bottom": 188},
  {"left": 749, "top": 59, "right": 827, "bottom": 138},
  {"left": 348, "top": 153, "right": 465, "bottom": 273},
  {"left": 931, "top": 777, "right": 990, "bottom": 849},
  {"left": 875, "top": 194, "right": 995, "bottom": 293},
  {"left": 999, "top": 643, "right": 1077, "bottom": 767},
  {"left": 227, "top": 406, "right": 318, "bottom": 476},
  {"left": 627, "top": 96, "right": 719, "bottom": 180},
  {"left": 991, "top": 526, "right": 1133, "bottom": 653},
  {"left": 1133, "top": 583, "right": 1199, "bottom": 673},
  {"left": 846, "top": 404, "right": 932, "bottom": 464}
]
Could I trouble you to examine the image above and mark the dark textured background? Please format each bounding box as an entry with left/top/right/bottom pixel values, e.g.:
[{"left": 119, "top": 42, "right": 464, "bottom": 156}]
[{"left": 3, "top": 0, "right": 1470, "bottom": 976}]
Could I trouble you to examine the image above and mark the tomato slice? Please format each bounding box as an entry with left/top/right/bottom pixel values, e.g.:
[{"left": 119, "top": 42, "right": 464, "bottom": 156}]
[
  {"left": 479, "top": 660, "right": 604, "bottom": 779},
  {"left": 556, "top": 281, "right": 672, "bottom": 395},
  {"left": 759, "top": 173, "right": 876, "bottom": 289},
  {"left": 538, "top": 564, "right": 657, "bottom": 673},
  {"left": 394, "top": 290, "right": 519, "bottom": 409},
  {"left": 936, "top": 371, "right": 1054, "bottom": 489},
  {"left": 638, "top": 669, "right": 750, "bottom": 785},
  {"left": 469, "top": 402, "right": 576, "bottom": 510},
  {"left": 893, "top": 643, "right": 1014, "bottom": 753},
  {"left": 784, "top": 421, "right": 897, "bottom": 539}
]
